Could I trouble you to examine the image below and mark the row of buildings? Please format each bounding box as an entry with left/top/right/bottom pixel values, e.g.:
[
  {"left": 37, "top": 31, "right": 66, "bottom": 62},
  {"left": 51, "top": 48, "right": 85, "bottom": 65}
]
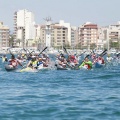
[{"left": 0, "top": 9, "right": 120, "bottom": 50}]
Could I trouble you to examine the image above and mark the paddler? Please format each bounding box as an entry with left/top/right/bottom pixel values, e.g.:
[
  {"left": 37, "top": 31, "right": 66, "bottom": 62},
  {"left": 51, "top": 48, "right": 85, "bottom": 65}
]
[
  {"left": 79, "top": 57, "right": 92, "bottom": 70},
  {"left": 106, "top": 54, "right": 113, "bottom": 63},
  {"left": 2, "top": 55, "right": 8, "bottom": 62},
  {"left": 27, "top": 56, "right": 38, "bottom": 69},
  {"left": 8, "top": 54, "right": 23, "bottom": 68},
  {"left": 69, "top": 55, "right": 79, "bottom": 67},
  {"left": 37, "top": 57, "right": 43, "bottom": 69},
  {"left": 58, "top": 55, "right": 67, "bottom": 68},
  {"left": 97, "top": 56, "right": 105, "bottom": 64}
]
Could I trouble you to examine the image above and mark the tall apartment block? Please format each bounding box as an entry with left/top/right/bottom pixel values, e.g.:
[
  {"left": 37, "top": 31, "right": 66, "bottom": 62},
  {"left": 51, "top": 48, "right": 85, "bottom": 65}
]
[
  {"left": 0, "top": 22, "right": 9, "bottom": 48},
  {"left": 71, "top": 26, "right": 78, "bottom": 49},
  {"left": 78, "top": 22, "right": 99, "bottom": 49},
  {"left": 13, "top": 9, "right": 35, "bottom": 48}
]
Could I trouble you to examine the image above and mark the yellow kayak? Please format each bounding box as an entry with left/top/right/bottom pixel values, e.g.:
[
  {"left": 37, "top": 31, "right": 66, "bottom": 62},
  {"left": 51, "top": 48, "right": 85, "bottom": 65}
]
[{"left": 20, "top": 67, "right": 38, "bottom": 72}]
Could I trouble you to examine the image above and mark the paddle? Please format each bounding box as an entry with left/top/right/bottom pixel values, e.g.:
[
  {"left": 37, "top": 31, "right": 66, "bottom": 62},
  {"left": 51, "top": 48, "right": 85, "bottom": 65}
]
[
  {"left": 38, "top": 47, "right": 48, "bottom": 56},
  {"left": 78, "top": 51, "right": 86, "bottom": 57},
  {"left": 101, "top": 52, "right": 107, "bottom": 57},
  {"left": 8, "top": 48, "right": 14, "bottom": 55},
  {"left": 99, "top": 49, "right": 107, "bottom": 56},
  {"left": 63, "top": 46, "right": 69, "bottom": 55},
  {"left": 116, "top": 53, "right": 120, "bottom": 57}
]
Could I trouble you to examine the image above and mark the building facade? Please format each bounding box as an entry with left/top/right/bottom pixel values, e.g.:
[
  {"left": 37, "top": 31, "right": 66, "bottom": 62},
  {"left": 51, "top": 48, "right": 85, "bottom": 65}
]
[
  {"left": 38, "top": 24, "right": 68, "bottom": 49},
  {"left": 13, "top": 9, "right": 35, "bottom": 48},
  {"left": 0, "top": 22, "right": 9, "bottom": 48},
  {"left": 71, "top": 26, "right": 78, "bottom": 49},
  {"left": 35, "top": 21, "right": 70, "bottom": 49},
  {"left": 100, "top": 21, "right": 120, "bottom": 50},
  {"left": 78, "top": 22, "right": 99, "bottom": 49}
]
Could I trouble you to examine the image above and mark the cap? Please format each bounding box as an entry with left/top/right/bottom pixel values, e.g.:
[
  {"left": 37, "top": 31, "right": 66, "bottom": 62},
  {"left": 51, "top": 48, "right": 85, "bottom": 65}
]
[
  {"left": 71, "top": 55, "right": 75, "bottom": 59},
  {"left": 31, "top": 56, "right": 36, "bottom": 58}
]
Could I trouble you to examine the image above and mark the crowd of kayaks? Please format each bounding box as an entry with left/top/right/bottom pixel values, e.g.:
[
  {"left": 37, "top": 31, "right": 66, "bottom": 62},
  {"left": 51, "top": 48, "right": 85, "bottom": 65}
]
[{"left": 0, "top": 47, "right": 120, "bottom": 72}]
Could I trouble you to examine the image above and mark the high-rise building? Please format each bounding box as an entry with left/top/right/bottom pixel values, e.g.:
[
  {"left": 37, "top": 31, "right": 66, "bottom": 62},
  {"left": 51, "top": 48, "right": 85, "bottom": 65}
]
[
  {"left": 13, "top": 9, "right": 35, "bottom": 48},
  {"left": 71, "top": 26, "right": 78, "bottom": 49},
  {"left": 78, "top": 22, "right": 99, "bottom": 49},
  {"left": 0, "top": 22, "right": 9, "bottom": 48},
  {"left": 59, "top": 20, "right": 71, "bottom": 47}
]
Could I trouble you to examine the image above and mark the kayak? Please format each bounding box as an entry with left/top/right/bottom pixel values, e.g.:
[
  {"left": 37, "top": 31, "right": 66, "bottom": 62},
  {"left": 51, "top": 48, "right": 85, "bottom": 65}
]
[
  {"left": 20, "top": 67, "right": 38, "bottom": 72},
  {"left": 55, "top": 64, "right": 69, "bottom": 70},
  {"left": 37, "top": 64, "right": 49, "bottom": 71},
  {"left": 80, "top": 65, "right": 89, "bottom": 70},
  {"left": 5, "top": 65, "right": 17, "bottom": 72},
  {"left": 95, "top": 62, "right": 104, "bottom": 68}
]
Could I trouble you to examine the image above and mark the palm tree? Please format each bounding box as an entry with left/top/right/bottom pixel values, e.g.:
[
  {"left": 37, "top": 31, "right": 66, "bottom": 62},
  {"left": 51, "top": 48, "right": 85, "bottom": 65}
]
[
  {"left": 9, "top": 34, "right": 14, "bottom": 47},
  {"left": 16, "top": 39, "right": 21, "bottom": 47}
]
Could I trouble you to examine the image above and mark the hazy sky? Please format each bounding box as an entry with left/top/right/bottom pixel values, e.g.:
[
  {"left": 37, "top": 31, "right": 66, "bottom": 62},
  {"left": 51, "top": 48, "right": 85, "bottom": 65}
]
[{"left": 0, "top": 0, "right": 120, "bottom": 31}]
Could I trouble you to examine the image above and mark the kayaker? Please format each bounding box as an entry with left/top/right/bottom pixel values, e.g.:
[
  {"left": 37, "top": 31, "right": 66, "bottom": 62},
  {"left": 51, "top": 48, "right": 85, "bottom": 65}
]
[
  {"left": 42, "top": 53, "right": 49, "bottom": 67},
  {"left": 27, "top": 56, "right": 38, "bottom": 69},
  {"left": 37, "top": 57, "right": 43, "bottom": 69},
  {"left": 69, "top": 55, "right": 78, "bottom": 67},
  {"left": 58, "top": 55, "right": 67, "bottom": 68},
  {"left": 106, "top": 54, "right": 113, "bottom": 62},
  {"left": 97, "top": 56, "right": 105, "bottom": 64},
  {"left": 2, "top": 55, "right": 8, "bottom": 62},
  {"left": 79, "top": 57, "right": 92, "bottom": 70},
  {"left": 91, "top": 53, "right": 97, "bottom": 60},
  {"left": 8, "top": 54, "right": 23, "bottom": 68}
]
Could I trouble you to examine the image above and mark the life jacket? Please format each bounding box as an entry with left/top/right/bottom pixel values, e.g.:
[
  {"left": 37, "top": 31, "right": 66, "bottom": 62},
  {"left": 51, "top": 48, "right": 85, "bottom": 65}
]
[
  {"left": 9, "top": 59, "right": 18, "bottom": 67},
  {"left": 84, "top": 64, "right": 91, "bottom": 70},
  {"left": 98, "top": 58, "right": 104, "bottom": 64},
  {"left": 37, "top": 61, "right": 43, "bottom": 66},
  {"left": 2, "top": 57, "right": 7, "bottom": 62},
  {"left": 31, "top": 61, "right": 37, "bottom": 67}
]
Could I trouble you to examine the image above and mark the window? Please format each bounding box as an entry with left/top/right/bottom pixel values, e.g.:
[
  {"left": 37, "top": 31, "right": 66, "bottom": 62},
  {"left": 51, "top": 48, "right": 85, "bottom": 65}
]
[
  {"left": 57, "top": 31, "right": 61, "bottom": 33},
  {"left": 57, "top": 34, "right": 61, "bottom": 36},
  {"left": 57, "top": 37, "right": 61, "bottom": 39}
]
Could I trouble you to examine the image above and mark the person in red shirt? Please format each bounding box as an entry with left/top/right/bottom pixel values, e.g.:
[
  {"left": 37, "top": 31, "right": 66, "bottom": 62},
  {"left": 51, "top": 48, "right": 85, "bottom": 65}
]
[{"left": 9, "top": 54, "right": 23, "bottom": 68}]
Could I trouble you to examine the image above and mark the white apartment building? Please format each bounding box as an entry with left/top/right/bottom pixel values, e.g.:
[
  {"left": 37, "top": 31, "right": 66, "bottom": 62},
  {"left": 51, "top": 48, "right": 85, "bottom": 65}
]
[
  {"left": 0, "top": 22, "right": 9, "bottom": 48},
  {"left": 14, "top": 9, "right": 35, "bottom": 48},
  {"left": 101, "top": 21, "right": 120, "bottom": 50},
  {"left": 59, "top": 20, "right": 71, "bottom": 46}
]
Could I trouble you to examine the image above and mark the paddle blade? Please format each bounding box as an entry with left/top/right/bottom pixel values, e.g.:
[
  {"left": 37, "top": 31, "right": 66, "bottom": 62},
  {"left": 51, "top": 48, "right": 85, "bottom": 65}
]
[{"left": 100, "top": 49, "right": 107, "bottom": 56}]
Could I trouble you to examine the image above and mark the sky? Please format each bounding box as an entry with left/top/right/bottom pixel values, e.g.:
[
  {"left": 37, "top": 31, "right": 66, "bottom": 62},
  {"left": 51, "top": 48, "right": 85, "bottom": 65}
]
[{"left": 0, "top": 0, "right": 120, "bottom": 31}]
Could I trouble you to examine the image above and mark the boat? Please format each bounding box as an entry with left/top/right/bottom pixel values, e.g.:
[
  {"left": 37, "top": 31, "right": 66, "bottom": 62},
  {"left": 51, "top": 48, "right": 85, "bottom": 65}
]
[
  {"left": 94, "top": 62, "right": 105, "bottom": 68},
  {"left": 5, "top": 64, "right": 17, "bottom": 71},
  {"left": 55, "top": 64, "right": 69, "bottom": 70},
  {"left": 20, "top": 67, "right": 38, "bottom": 72}
]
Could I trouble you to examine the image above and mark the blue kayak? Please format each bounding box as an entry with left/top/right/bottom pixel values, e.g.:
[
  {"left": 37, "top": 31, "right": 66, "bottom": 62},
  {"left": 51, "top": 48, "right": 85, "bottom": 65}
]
[{"left": 95, "top": 62, "right": 104, "bottom": 68}]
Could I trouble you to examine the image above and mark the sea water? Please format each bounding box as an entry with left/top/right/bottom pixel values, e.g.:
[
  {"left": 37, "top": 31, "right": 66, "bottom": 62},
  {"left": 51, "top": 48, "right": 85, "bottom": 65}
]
[{"left": 0, "top": 56, "right": 120, "bottom": 120}]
